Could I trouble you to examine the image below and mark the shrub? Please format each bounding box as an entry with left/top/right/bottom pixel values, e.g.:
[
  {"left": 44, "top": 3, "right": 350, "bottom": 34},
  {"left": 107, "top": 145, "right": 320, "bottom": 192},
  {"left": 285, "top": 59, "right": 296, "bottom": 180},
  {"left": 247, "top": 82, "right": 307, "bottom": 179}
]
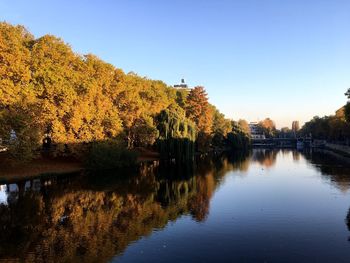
[{"left": 86, "top": 141, "right": 138, "bottom": 170}]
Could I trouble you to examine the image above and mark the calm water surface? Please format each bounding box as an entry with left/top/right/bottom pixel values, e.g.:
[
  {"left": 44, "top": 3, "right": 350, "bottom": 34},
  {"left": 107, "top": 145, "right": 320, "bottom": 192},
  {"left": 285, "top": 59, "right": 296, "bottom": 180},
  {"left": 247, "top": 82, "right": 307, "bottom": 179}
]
[{"left": 1, "top": 149, "right": 350, "bottom": 262}]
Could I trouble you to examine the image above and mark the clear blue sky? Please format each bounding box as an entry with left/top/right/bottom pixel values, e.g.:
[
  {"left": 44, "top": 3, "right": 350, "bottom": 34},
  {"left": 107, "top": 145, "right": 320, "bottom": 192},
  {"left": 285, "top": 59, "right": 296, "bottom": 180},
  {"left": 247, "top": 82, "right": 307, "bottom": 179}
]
[{"left": 1, "top": 0, "right": 350, "bottom": 128}]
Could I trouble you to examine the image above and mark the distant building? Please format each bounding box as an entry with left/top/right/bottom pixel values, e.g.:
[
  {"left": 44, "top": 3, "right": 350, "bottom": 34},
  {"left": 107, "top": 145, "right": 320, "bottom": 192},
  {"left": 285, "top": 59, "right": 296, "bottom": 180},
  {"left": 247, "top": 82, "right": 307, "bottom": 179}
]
[
  {"left": 292, "top": 121, "right": 300, "bottom": 133},
  {"left": 174, "top": 79, "right": 189, "bottom": 89},
  {"left": 249, "top": 122, "right": 266, "bottom": 140}
]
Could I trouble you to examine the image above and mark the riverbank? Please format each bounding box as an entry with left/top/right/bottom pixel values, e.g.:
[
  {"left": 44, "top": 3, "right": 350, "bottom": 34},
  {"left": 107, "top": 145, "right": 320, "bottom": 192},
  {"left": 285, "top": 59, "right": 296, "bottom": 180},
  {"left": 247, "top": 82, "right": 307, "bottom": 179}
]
[
  {"left": 0, "top": 148, "right": 162, "bottom": 183},
  {"left": 0, "top": 146, "right": 235, "bottom": 183},
  {"left": 0, "top": 154, "right": 83, "bottom": 183}
]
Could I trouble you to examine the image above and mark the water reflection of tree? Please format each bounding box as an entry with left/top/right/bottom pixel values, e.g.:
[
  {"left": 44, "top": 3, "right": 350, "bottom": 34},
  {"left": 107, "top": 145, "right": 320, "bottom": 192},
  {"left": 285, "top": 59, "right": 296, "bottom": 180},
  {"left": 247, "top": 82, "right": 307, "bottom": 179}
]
[
  {"left": 303, "top": 150, "right": 350, "bottom": 192},
  {"left": 226, "top": 151, "right": 251, "bottom": 172},
  {"left": 345, "top": 208, "right": 350, "bottom": 242},
  {"left": 292, "top": 151, "right": 301, "bottom": 161},
  {"left": 0, "top": 153, "right": 250, "bottom": 262},
  {"left": 251, "top": 149, "right": 278, "bottom": 168},
  {"left": 301, "top": 150, "right": 350, "bottom": 242},
  {"left": 346, "top": 208, "right": 350, "bottom": 232}
]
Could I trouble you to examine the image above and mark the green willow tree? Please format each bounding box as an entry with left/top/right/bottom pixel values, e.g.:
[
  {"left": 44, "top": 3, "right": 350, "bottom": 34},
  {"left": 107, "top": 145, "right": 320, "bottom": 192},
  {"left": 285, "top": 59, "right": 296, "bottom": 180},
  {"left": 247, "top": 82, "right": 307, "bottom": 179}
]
[
  {"left": 211, "top": 106, "right": 232, "bottom": 147},
  {"left": 156, "top": 107, "right": 196, "bottom": 162},
  {"left": 227, "top": 121, "right": 251, "bottom": 149}
]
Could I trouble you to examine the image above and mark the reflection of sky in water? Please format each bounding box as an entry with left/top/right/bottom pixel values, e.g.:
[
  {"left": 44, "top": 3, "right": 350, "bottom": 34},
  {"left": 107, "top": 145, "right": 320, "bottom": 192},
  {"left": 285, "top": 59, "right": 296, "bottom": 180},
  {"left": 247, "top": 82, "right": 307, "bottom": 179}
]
[{"left": 0, "top": 185, "right": 8, "bottom": 205}]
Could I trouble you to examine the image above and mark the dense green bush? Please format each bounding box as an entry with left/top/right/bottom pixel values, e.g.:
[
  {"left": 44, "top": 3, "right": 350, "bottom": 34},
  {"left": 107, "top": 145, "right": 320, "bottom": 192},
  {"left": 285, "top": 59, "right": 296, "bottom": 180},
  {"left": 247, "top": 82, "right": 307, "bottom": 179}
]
[
  {"left": 226, "top": 122, "right": 251, "bottom": 149},
  {"left": 86, "top": 141, "right": 138, "bottom": 170}
]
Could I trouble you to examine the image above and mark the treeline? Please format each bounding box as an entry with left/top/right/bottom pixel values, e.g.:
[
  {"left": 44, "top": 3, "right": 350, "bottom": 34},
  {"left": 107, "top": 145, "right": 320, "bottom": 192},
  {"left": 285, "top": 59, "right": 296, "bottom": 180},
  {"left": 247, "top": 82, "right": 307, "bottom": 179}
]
[
  {"left": 299, "top": 91, "right": 350, "bottom": 141},
  {"left": 256, "top": 118, "right": 297, "bottom": 139},
  {"left": 0, "top": 22, "right": 250, "bottom": 164}
]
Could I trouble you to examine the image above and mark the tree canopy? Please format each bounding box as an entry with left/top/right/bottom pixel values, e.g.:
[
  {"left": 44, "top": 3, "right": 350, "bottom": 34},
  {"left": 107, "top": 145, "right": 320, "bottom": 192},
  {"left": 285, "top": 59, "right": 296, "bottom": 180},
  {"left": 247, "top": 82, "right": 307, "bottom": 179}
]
[{"left": 0, "top": 22, "right": 249, "bottom": 160}]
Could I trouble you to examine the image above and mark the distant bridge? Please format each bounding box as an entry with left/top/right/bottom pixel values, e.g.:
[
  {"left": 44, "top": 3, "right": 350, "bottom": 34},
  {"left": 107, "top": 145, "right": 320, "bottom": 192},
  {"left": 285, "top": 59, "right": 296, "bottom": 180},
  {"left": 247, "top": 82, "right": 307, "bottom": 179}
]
[{"left": 252, "top": 137, "right": 312, "bottom": 148}]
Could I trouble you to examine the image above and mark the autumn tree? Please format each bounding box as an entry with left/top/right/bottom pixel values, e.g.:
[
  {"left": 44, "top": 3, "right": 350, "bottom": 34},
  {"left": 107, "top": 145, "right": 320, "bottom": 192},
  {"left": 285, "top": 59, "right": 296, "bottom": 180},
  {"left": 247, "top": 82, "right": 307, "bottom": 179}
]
[
  {"left": 185, "top": 87, "right": 213, "bottom": 152},
  {"left": 300, "top": 90, "right": 350, "bottom": 140},
  {"left": 114, "top": 73, "right": 174, "bottom": 148},
  {"left": 259, "top": 118, "right": 276, "bottom": 138},
  {"left": 238, "top": 119, "right": 250, "bottom": 135},
  {"left": 211, "top": 106, "right": 232, "bottom": 147},
  {"left": 300, "top": 115, "right": 350, "bottom": 141},
  {"left": 0, "top": 22, "right": 42, "bottom": 160},
  {"left": 211, "top": 106, "right": 232, "bottom": 136},
  {"left": 30, "top": 35, "right": 82, "bottom": 152},
  {"left": 185, "top": 86, "right": 213, "bottom": 134},
  {"left": 0, "top": 22, "right": 236, "bottom": 161},
  {"left": 129, "top": 115, "right": 158, "bottom": 147},
  {"left": 0, "top": 22, "right": 34, "bottom": 107},
  {"left": 71, "top": 55, "right": 123, "bottom": 141}
]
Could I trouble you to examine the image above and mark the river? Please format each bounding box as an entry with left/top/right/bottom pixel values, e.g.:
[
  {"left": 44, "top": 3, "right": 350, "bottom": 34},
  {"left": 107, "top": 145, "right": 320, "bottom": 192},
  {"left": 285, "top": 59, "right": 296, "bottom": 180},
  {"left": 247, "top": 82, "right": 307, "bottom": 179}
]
[{"left": 0, "top": 149, "right": 350, "bottom": 262}]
